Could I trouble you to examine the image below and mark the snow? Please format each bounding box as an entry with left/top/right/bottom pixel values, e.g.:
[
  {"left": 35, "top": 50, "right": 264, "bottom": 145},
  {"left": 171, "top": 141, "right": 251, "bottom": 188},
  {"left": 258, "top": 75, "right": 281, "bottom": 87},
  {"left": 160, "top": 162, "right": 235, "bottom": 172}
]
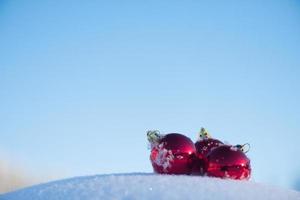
[{"left": 1, "top": 173, "right": 300, "bottom": 200}]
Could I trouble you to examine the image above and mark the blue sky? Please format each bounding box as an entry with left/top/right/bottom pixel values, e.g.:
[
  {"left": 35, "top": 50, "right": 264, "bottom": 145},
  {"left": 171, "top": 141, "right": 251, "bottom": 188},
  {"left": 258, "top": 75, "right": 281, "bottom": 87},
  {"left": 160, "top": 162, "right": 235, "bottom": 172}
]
[{"left": 1, "top": 0, "right": 300, "bottom": 190}]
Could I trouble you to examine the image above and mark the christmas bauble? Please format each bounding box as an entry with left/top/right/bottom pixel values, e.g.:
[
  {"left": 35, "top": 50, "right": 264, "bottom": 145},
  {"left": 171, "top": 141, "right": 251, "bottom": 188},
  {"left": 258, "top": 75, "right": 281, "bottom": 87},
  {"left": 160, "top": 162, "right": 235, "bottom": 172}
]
[
  {"left": 205, "top": 145, "right": 251, "bottom": 180},
  {"left": 195, "top": 138, "right": 223, "bottom": 159},
  {"left": 193, "top": 128, "right": 223, "bottom": 175},
  {"left": 148, "top": 132, "right": 196, "bottom": 174}
]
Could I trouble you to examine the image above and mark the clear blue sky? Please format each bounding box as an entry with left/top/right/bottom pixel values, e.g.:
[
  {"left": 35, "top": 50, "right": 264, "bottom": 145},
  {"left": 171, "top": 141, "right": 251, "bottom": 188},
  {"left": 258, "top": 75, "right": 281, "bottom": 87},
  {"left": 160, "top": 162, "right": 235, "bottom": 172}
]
[{"left": 1, "top": 0, "right": 300, "bottom": 190}]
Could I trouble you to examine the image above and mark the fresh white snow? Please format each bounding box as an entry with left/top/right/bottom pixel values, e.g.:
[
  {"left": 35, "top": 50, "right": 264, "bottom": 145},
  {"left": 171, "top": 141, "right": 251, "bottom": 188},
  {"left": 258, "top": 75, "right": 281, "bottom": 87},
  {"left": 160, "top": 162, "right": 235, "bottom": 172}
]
[{"left": 1, "top": 173, "right": 300, "bottom": 200}]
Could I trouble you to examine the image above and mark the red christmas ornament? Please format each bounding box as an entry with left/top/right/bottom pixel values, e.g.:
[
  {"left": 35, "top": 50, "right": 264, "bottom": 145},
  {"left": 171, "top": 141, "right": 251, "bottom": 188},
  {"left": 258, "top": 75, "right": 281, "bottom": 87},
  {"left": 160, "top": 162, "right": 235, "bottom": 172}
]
[
  {"left": 147, "top": 131, "right": 196, "bottom": 174},
  {"left": 205, "top": 144, "right": 251, "bottom": 180},
  {"left": 193, "top": 128, "right": 223, "bottom": 175},
  {"left": 195, "top": 128, "right": 223, "bottom": 159},
  {"left": 195, "top": 139, "right": 223, "bottom": 159}
]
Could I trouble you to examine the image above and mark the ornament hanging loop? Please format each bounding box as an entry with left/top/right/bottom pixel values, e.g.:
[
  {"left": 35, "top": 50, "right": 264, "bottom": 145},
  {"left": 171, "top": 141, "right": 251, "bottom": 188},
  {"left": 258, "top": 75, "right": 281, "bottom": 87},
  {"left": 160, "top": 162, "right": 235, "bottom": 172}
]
[
  {"left": 242, "top": 143, "right": 250, "bottom": 153},
  {"left": 236, "top": 143, "right": 250, "bottom": 153},
  {"left": 147, "top": 130, "right": 161, "bottom": 143}
]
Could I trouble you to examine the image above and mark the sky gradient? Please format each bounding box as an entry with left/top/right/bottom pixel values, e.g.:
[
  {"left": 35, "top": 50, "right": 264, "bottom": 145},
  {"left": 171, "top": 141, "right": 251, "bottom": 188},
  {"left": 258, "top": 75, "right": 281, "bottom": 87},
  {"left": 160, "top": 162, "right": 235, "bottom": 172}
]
[{"left": 1, "top": 0, "right": 300, "bottom": 190}]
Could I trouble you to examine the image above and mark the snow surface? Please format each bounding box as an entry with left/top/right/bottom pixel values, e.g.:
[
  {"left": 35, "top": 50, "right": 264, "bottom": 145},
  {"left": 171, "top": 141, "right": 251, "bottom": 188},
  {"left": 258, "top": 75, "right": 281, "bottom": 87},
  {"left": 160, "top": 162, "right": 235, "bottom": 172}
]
[{"left": 1, "top": 173, "right": 300, "bottom": 200}]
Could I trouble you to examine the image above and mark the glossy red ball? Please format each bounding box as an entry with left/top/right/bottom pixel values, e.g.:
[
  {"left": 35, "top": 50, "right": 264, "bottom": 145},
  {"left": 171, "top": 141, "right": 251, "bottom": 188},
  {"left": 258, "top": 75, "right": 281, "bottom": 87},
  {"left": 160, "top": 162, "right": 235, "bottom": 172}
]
[
  {"left": 150, "top": 133, "right": 196, "bottom": 174},
  {"left": 205, "top": 145, "right": 251, "bottom": 180},
  {"left": 195, "top": 138, "right": 223, "bottom": 159},
  {"left": 192, "top": 138, "right": 223, "bottom": 175}
]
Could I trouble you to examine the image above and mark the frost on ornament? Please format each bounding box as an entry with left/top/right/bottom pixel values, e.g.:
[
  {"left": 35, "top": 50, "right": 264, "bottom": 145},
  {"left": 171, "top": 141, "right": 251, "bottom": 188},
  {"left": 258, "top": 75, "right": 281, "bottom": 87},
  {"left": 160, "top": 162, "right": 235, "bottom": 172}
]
[
  {"left": 148, "top": 131, "right": 196, "bottom": 174},
  {"left": 152, "top": 143, "right": 175, "bottom": 172},
  {"left": 230, "top": 146, "right": 239, "bottom": 151}
]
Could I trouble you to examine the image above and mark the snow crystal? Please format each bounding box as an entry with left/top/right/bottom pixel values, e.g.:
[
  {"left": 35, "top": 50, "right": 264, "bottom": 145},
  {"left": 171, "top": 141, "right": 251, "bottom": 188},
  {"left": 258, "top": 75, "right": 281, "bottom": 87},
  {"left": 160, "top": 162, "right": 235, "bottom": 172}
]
[
  {"left": 210, "top": 146, "right": 218, "bottom": 152},
  {"left": 230, "top": 146, "right": 239, "bottom": 151},
  {"left": 176, "top": 155, "right": 184, "bottom": 160},
  {"left": 153, "top": 143, "right": 174, "bottom": 172}
]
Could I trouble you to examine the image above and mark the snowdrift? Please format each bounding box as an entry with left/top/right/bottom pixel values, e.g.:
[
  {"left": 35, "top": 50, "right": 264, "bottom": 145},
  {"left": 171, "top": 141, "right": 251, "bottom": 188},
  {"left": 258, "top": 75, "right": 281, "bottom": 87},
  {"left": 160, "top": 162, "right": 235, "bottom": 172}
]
[{"left": 1, "top": 173, "right": 299, "bottom": 200}]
